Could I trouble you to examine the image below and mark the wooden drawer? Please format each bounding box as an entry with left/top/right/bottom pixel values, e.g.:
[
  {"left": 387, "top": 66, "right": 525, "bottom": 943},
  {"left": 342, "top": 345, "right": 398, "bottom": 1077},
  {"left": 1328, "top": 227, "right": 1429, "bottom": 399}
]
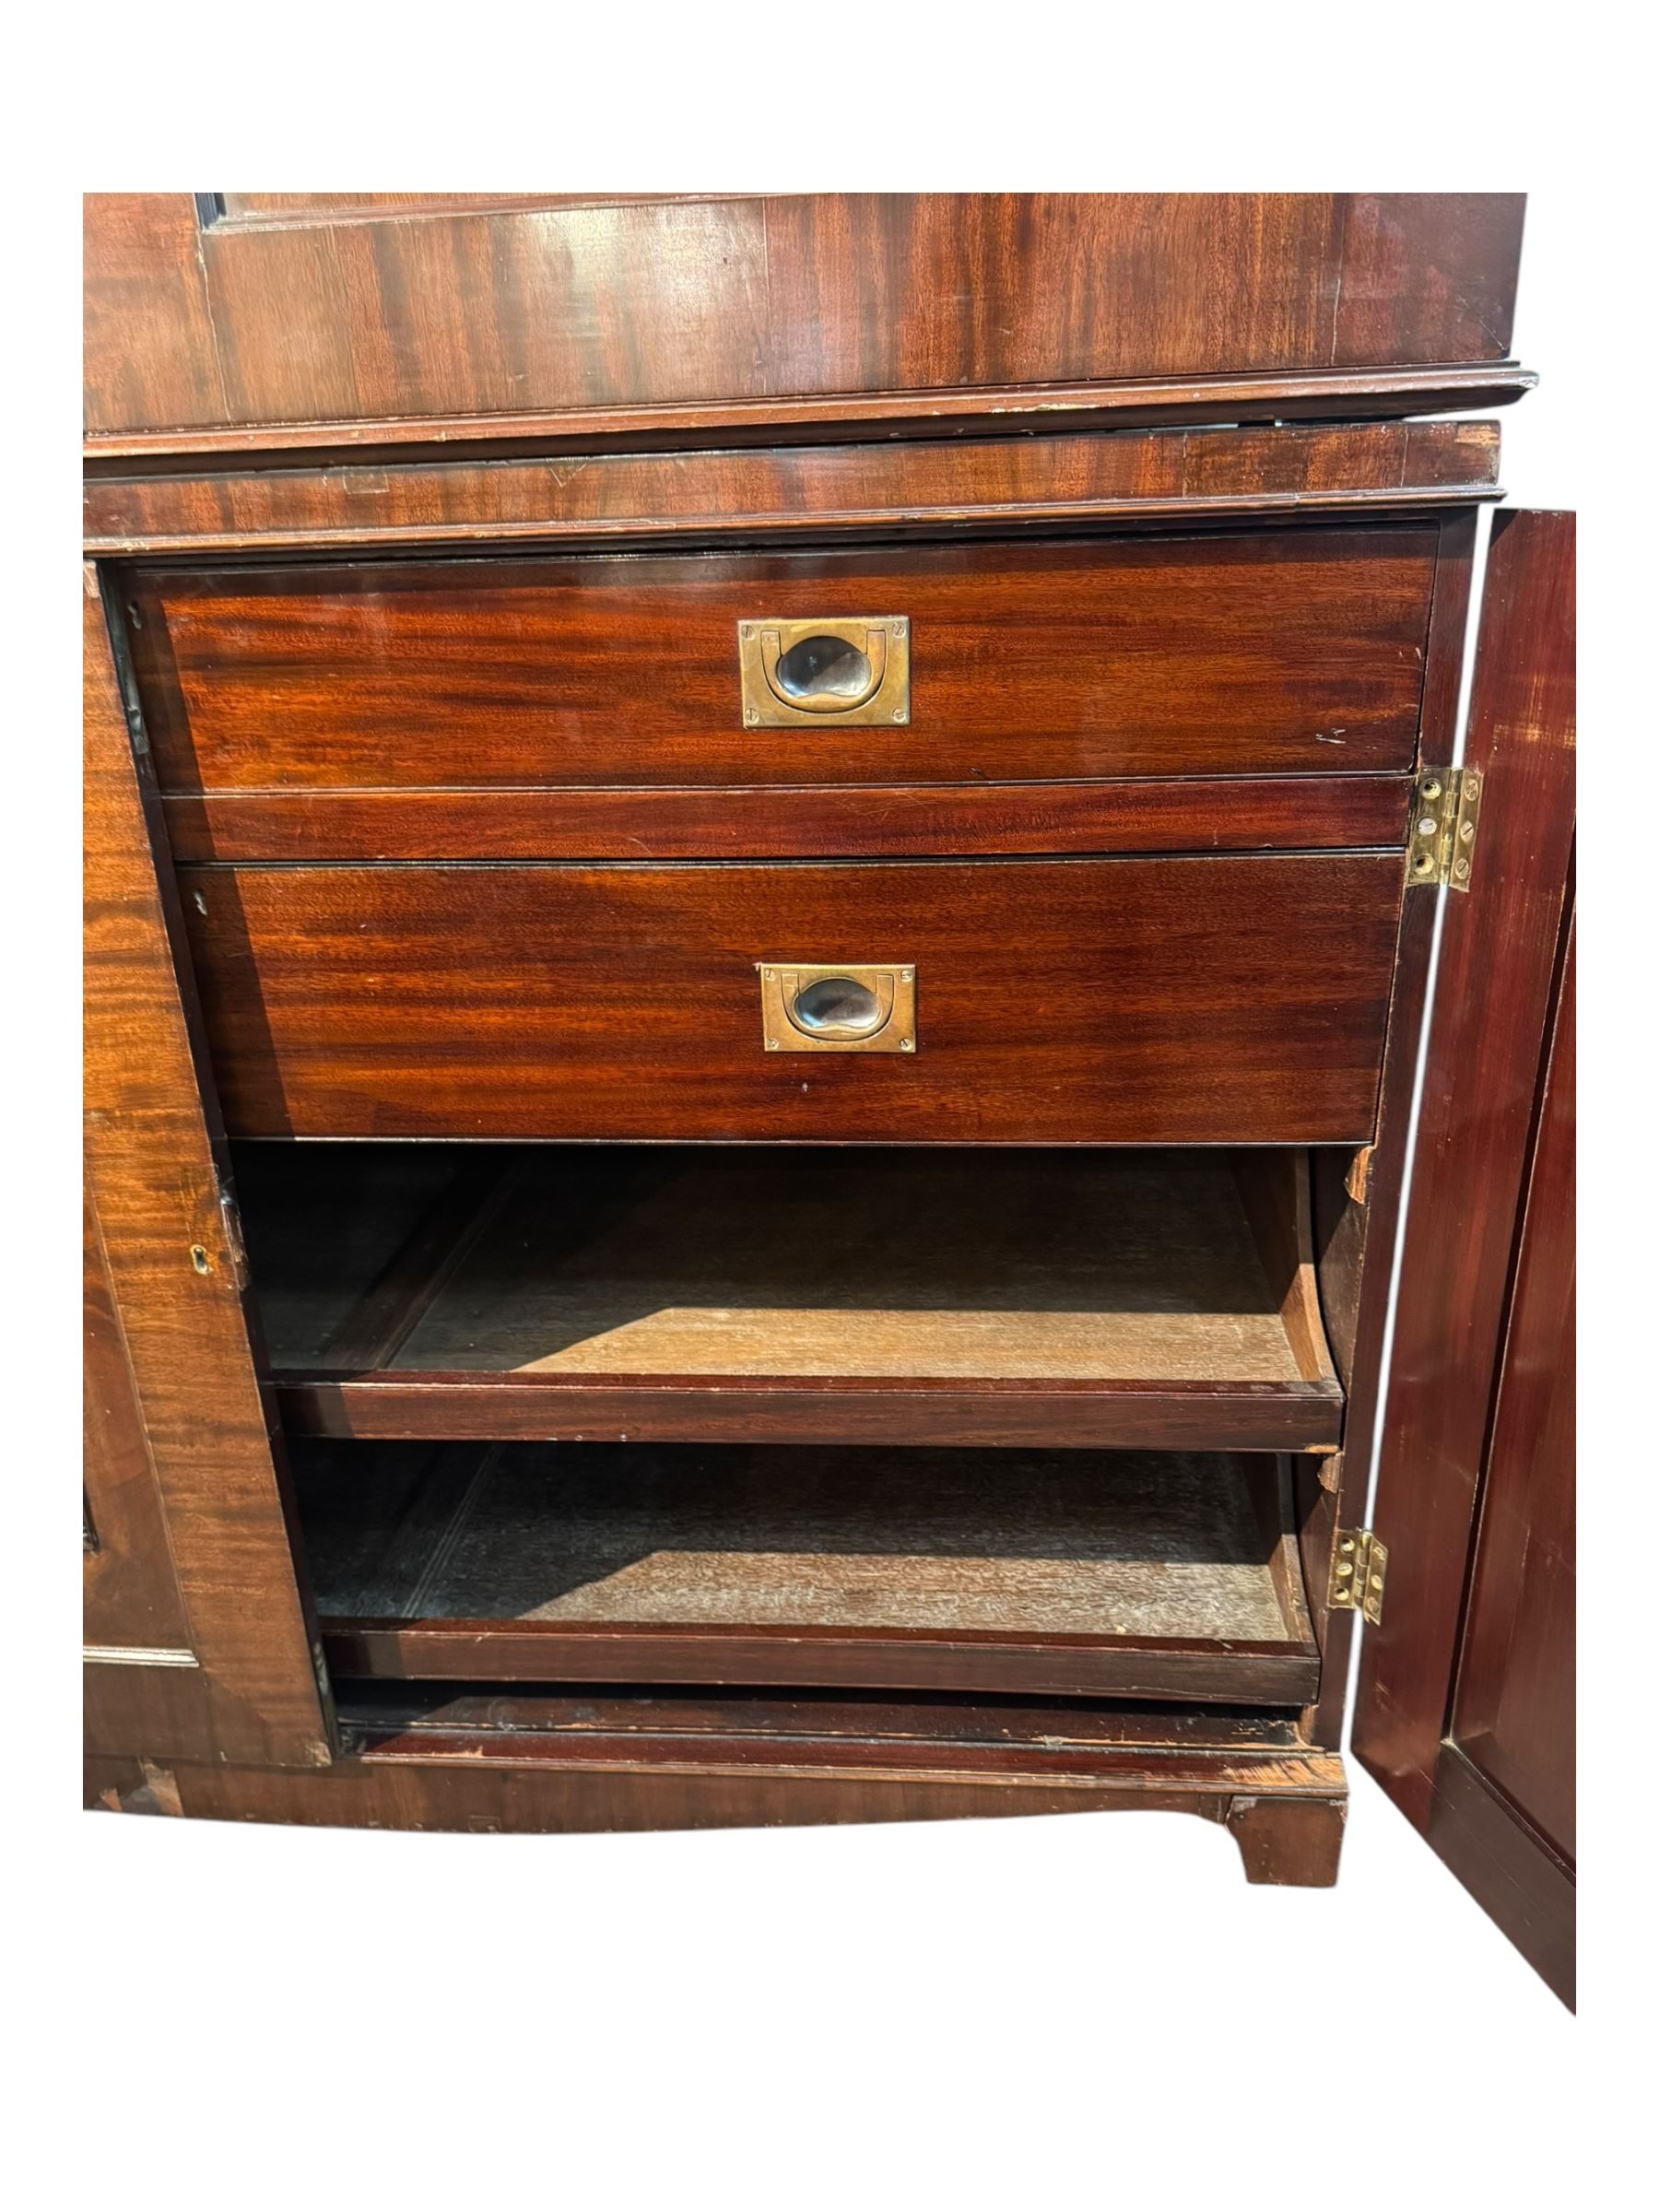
[
  {"left": 180, "top": 853, "right": 1404, "bottom": 1143},
  {"left": 132, "top": 525, "right": 1435, "bottom": 794}
]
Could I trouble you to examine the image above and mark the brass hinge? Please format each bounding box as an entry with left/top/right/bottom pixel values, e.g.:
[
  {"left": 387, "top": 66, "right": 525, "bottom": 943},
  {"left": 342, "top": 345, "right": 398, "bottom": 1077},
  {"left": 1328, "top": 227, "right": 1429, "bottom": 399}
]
[
  {"left": 1329, "top": 1527, "right": 1388, "bottom": 1624},
  {"left": 1407, "top": 767, "right": 1482, "bottom": 891}
]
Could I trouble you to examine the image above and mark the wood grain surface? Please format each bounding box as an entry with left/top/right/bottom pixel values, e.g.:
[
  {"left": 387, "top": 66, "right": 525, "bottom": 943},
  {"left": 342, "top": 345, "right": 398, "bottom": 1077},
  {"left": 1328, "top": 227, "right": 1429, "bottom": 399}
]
[
  {"left": 1452, "top": 921, "right": 1575, "bottom": 1860},
  {"left": 84, "top": 193, "right": 1524, "bottom": 441},
  {"left": 161, "top": 773, "right": 1415, "bottom": 866},
  {"left": 1356, "top": 511, "right": 1577, "bottom": 1829},
  {"left": 88, "top": 1723, "right": 1350, "bottom": 1886},
  {"left": 83, "top": 571, "right": 333, "bottom": 1766},
  {"left": 179, "top": 854, "right": 1406, "bottom": 1144},
  {"left": 130, "top": 527, "right": 1436, "bottom": 792},
  {"left": 90, "top": 422, "right": 1501, "bottom": 555}
]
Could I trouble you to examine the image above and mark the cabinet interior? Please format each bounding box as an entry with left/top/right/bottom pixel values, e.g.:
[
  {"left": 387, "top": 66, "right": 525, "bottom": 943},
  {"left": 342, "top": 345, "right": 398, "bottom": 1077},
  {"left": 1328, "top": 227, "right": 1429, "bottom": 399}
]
[
  {"left": 236, "top": 1142, "right": 1343, "bottom": 1445},
  {"left": 234, "top": 1140, "right": 1357, "bottom": 1712}
]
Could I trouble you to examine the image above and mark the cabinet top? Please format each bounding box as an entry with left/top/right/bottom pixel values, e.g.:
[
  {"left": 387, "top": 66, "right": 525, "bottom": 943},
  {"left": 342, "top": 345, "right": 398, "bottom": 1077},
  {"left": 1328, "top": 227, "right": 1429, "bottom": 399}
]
[{"left": 84, "top": 194, "right": 1531, "bottom": 462}]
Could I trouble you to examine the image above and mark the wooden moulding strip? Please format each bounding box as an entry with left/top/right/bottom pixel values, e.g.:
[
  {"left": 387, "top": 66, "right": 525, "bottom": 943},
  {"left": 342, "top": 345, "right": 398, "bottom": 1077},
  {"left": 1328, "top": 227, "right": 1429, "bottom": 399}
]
[
  {"left": 84, "top": 420, "right": 1502, "bottom": 556},
  {"left": 319, "top": 1623, "right": 1321, "bottom": 1707},
  {"left": 276, "top": 1375, "right": 1345, "bottom": 1453},
  {"left": 160, "top": 776, "right": 1416, "bottom": 868},
  {"left": 82, "top": 365, "right": 1534, "bottom": 467}
]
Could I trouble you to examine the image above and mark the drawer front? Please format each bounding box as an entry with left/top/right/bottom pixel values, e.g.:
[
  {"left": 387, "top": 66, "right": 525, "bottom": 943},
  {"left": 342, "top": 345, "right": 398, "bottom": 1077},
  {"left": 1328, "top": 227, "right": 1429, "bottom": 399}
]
[
  {"left": 180, "top": 855, "right": 1405, "bottom": 1143},
  {"left": 135, "top": 526, "right": 1435, "bottom": 794}
]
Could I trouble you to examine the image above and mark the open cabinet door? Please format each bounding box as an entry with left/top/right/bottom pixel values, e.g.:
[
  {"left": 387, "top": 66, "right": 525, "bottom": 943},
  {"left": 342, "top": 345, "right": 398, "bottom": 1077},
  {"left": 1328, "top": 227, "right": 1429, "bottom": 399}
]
[
  {"left": 84, "top": 571, "right": 335, "bottom": 1773},
  {"left": 1353, "top": 510, "right": 1575, "bottom": 2006}
]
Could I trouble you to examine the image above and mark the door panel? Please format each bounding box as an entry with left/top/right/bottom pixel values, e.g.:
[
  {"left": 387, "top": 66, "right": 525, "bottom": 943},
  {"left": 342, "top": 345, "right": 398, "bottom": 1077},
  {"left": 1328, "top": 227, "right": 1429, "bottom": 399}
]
[
  {"left": 83, "top": 1174, "right": 194, "bottom": 1654},
  {"left": 1352, "top": 510, "right": 1575, "bottom": 2006},
  {"left": 1452, "top": 923, "right": 1575, "bottom": 1862}
]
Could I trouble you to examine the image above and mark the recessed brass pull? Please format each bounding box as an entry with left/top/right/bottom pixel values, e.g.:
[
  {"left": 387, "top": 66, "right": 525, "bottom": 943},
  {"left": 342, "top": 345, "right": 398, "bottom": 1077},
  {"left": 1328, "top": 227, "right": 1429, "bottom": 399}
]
[
  {"left": 758, "top": 962, "right": 917, "bottom": 1053},
  {"left": 762, "top": 627, "right": 887, "bottom": 712},
  {"left": 738, "top": 616, "right": 910, "bottom": 727}
]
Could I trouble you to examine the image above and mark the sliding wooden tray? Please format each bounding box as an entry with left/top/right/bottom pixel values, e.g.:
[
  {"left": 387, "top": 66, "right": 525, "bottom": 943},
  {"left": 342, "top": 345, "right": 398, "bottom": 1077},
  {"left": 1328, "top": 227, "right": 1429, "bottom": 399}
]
[
  {"left": 238, "top": 1145, "right": 1344, "bottom": 1453},
  {"left": 294, "top": 1441, "right": 1320, "bottom": 1704}
]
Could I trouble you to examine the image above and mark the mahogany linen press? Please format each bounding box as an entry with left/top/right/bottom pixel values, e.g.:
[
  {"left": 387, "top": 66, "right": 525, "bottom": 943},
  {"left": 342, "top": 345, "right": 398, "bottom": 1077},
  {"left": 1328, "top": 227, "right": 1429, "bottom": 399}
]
[{"left": 82, "top": 194, "right": 1576, "bottom": 2004}]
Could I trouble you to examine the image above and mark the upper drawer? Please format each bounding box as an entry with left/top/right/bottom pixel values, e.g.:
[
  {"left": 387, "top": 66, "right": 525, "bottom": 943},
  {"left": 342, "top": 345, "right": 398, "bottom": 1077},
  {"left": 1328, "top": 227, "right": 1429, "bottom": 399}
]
[{"left": 129, "top": 526, "right": 1435, "bottom": 792}]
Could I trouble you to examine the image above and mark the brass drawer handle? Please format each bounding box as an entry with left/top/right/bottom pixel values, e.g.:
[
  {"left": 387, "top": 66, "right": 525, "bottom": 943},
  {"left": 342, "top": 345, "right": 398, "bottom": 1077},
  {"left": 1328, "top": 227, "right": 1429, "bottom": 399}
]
[
  {"left": 738, "top": 617, "right": 910, "bottom": 727},
  {"left": 758, "top": 963, "right": 917, "bottom": 1053}
]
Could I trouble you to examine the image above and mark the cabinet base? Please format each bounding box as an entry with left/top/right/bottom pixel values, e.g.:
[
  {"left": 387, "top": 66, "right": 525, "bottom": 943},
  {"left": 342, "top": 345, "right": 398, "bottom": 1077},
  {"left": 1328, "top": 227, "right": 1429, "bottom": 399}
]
[{"left": 86, "top": 1712, "right": 1348, "bottom": 1888}]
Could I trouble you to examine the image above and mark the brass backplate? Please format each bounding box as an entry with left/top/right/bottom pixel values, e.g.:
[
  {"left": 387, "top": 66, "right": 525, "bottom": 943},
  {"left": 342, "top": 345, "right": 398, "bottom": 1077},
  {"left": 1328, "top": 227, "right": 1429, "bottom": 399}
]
[
  {"left": 758, "top": 963, "right": 917, "bottom": 1053},
  {"left": 738, "top": 616, "right": 911, "bottom": 728},
  {"left": 1407, "top": 766, "right": 1482, "bottom": 890}
]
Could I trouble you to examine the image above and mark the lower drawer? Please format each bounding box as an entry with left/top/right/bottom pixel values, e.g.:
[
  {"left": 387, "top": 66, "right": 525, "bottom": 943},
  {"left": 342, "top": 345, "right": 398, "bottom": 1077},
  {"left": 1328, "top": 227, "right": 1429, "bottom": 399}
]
[{"left": 180, "top": 853, "right": 1404, "bottom": 1144}]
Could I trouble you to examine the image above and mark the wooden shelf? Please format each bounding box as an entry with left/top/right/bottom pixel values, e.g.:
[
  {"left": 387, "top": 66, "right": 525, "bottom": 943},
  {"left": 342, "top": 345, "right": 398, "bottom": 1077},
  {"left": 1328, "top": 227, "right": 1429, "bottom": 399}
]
[
  {"left": 236, "top": 1145, "right": 1345, "bottom": 1453},
  {"left": 294, "top": 1441, "right": 1319, "bottom": 1704}
]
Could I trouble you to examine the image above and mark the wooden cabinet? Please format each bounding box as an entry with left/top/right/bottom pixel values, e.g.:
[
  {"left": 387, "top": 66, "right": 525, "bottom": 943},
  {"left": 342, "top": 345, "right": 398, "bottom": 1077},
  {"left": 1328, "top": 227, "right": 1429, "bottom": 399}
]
[{"left": 83, "top": 194, "right": 1574, "bottom": 2001}]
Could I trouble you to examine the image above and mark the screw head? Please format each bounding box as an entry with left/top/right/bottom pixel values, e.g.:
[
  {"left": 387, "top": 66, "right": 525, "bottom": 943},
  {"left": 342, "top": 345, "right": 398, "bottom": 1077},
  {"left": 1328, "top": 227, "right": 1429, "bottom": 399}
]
[
  {"left": 1421, "top": 778, "right": 1442, "bottom": 801},
  {"left": 900, "top": 1037, "right": 915, "bottom": 1052},
  {"left": 767, "top": 1038, "right": 779, "bottom": 1050}
]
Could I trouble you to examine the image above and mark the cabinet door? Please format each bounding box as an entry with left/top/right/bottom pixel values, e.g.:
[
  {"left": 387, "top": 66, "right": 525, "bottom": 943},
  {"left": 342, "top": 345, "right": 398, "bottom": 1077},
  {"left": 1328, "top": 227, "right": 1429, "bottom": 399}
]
[
  {"left": 1352, "top": 511, "right": 1575, "bottom": 2006},
  {"left": 84, "top": 571, "right": 334, "bottom": 1770}
]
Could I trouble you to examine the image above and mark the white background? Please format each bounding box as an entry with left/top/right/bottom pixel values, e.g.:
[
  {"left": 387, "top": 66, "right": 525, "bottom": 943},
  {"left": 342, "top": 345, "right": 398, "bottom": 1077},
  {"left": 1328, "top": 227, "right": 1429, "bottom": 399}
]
[{"left": 12, "top": 15, "right": 1643, "bottom": 2204}]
